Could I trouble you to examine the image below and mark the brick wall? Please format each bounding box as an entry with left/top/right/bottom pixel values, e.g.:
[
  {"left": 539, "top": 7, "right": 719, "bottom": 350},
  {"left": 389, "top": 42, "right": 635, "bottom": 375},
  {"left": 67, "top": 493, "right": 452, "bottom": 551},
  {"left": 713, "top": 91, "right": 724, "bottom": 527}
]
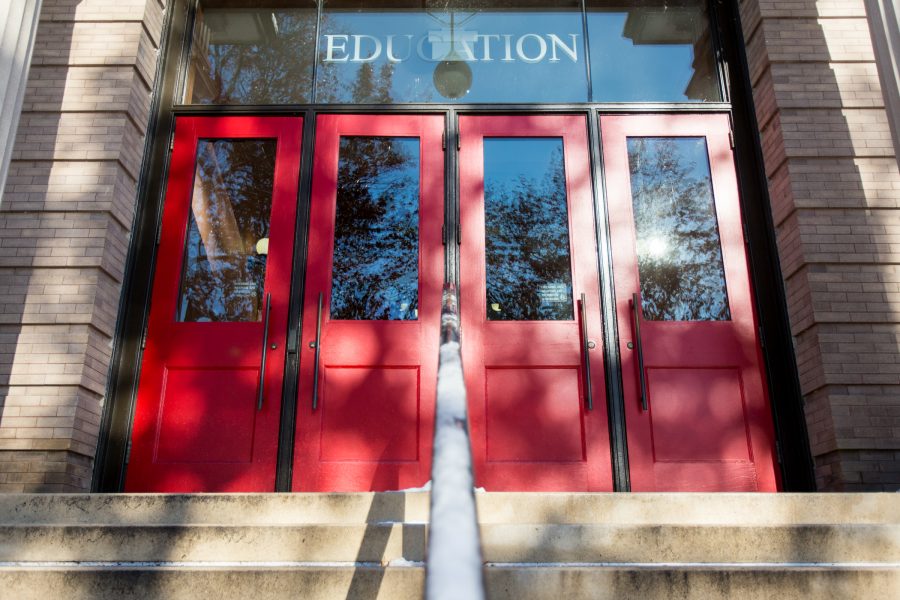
[
  {"left": 741, "top": 0, "right": 900, "bottom": 490},
  {"left": 0, "top": 0, "right": 164, "bottom": 492}
]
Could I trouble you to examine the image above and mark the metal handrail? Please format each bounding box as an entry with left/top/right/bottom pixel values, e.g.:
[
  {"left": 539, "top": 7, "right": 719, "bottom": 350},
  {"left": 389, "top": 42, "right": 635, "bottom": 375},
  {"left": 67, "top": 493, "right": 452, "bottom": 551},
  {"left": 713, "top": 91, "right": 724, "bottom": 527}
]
[{"left": 425, "top": 283, "right": 486, "bottom": 600}]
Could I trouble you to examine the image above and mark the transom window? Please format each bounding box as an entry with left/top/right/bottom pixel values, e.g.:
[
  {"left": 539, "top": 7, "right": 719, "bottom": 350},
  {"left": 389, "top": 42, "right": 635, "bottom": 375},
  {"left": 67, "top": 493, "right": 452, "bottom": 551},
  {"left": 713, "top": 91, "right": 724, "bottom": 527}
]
[{"left": 184, "top": 0, "right": 721, "bottom": 104}]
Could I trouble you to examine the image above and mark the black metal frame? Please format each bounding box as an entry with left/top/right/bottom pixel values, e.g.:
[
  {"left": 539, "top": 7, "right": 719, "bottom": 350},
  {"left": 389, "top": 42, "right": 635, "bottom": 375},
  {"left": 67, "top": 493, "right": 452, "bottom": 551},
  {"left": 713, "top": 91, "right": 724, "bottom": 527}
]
[
  {"left": 717, "top": 0, "right": 816, "bottom": 490},
  {"left": 93, "top": 0, "right": 815, "bottom": 492},
  {"left": 91, "top": 0, "right": 189, "bottom": 491}
]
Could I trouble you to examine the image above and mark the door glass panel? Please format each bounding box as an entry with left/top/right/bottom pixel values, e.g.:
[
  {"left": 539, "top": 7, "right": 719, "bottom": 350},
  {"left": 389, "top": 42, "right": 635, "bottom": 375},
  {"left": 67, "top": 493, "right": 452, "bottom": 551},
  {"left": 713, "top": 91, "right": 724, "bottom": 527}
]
[
  {"left": 331, "top": 137, "right": 420, "bottom": 320},
  {"left": 177, "top": 138, "right": 277, "bottom": 322},
  {"left": 184, "top": 0, "right": 317, "bottom": 104},
  {"left": 627, "top": 136, "right": 730, "bottom": 321},
  {"left": 484, "top": 138, "right": 574, "bottom": 321},
  {"left": 586, "top": 0, "right": 720, "bottom": 102}
]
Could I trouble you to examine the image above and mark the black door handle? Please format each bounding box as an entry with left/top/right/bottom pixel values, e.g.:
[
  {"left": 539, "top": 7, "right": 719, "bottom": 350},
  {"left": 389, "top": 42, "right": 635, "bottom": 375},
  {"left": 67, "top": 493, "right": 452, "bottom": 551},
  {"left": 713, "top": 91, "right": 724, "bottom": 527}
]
[
  {"left": 630, "top": 292, "right": 649, "bottom": 411},
  {"left": 309, "top": 292, "right": 324, "bottom": 410},
  {"left": 579, "top": 293, "right": 593, "bottom": 411},
  {"left": 257, "top": 293, "right": 272, "bottom": 411}
]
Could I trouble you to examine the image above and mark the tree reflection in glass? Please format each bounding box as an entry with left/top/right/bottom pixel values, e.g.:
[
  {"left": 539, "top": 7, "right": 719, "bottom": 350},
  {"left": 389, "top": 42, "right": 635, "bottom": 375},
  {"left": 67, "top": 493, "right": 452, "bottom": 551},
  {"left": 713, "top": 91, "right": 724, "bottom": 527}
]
[
  {"left": 627, "top": 137, "right": 730, "bottom": 321},
  {"left": 185, "top": 3, "right": 317, "bottom": 104},
  {"left": 484, "top": 138, "right": 574, "bottom": 321},
  {"left": 331, "top": 137, "right": 420, "bottom": 320},
  {"left": 177, "top": 139, "right": 276, "bottom": 322}
]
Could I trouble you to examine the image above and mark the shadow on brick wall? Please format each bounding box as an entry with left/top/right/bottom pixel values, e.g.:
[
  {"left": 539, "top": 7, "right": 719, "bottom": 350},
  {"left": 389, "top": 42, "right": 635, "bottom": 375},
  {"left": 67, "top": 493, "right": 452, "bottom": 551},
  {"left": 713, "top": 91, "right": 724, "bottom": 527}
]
[
  {"left": 742, "top": 0, "right": 900, "bottom": 491},
  {"left": 0, "top": 0, "right": 122, "bottom": 492}
]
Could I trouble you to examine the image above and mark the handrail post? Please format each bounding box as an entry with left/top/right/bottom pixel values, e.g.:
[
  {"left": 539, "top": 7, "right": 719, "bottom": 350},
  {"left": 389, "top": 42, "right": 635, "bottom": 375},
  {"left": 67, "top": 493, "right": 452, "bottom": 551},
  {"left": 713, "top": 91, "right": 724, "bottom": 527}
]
[{"left": 425, "top": 283, "right": 486, "bottom": 600}]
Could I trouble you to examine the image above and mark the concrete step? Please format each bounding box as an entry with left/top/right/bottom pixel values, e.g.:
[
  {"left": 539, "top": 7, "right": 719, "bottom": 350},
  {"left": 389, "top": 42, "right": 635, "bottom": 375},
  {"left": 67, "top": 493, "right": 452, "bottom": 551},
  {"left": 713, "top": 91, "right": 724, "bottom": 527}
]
[
  {"left": 1, "top": 565, "right": 898, "bottom": 599},
  {"left": 0, "top": 492, "right": 897, "bottom": 598},
  {"left": 1, "top": 523, "right": 897, "bottom": 564},
  {"left": 1, "top": 492, "right": 896, "bottom": 525}
]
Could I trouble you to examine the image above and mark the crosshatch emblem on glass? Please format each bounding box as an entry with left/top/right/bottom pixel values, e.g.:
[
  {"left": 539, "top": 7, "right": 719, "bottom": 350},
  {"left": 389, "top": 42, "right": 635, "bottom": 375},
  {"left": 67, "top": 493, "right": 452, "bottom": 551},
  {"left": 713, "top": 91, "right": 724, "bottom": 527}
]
[
  {"left": 330, "top": 136, "right": 420, "bottom": 320},
  {"left": 484, "top": 137, "right": 574, "bottom": 321},
  {"left": 177, "top": 138, "right": 277, "bottom": 322},
  {"left": 627, "top": 136, "right": 731, "bottom": 321}
]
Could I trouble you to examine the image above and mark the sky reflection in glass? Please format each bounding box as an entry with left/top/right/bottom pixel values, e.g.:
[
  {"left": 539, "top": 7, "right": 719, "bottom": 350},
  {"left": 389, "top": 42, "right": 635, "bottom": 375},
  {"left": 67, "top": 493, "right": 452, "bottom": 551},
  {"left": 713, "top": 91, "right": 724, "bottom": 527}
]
[
  {"left": 331, "top": 137, "right": 420, "bottom": 321},
  {"left": 587, "top": 2, "right": 721, "bottom": 102},
  {"left": 185, "top": 1, "right": 721, "bottom": 104},
  {"left": 627, "top": 136, "right": 730, "bottom": 321},
  {"left": 178, "top": 139, "right": 276, "bottom": 322},
  {"left": 186, "top": 3, "right": 317, "bottom": 104},
  {"left": 484, "top": 138, "right": 574, "bottom": 321},
  {"left": 316, "top": 6, "right": 587, "bottom": 103}
]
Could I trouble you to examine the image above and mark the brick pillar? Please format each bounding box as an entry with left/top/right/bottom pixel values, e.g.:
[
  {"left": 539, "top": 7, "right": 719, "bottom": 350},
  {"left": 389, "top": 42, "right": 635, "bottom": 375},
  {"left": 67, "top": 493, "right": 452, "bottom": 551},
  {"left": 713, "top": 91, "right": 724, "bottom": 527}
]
[
  {"left": 740, "top": 0, "right": 900, "bottom": 490},
  {"left": 0, "top": 0, "right": 165, "bottom": 492}
]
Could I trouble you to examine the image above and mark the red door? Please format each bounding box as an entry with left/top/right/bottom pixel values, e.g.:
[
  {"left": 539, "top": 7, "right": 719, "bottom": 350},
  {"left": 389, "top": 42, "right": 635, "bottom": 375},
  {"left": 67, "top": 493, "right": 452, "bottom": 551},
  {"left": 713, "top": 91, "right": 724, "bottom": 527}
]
[
  {"left": 602, "top": 114, "right": 779, "bottom": 491},
  {"left": 292, "top": 115, "right": 443, "bottom": 491},
  {"left": 459, "top": 115, "right": 612, "bottom": 491},
  {"left": 125, "top": 116, "right": 302, "bottom": 492}
]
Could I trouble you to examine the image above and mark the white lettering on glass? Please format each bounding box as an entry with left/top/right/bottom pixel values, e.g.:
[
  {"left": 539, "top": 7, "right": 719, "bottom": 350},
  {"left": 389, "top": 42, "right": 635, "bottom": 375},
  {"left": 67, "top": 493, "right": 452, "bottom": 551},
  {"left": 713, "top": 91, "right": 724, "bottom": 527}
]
[
  {"left": 501, "top": 34, "right": 514, "bottom": 62},
  {"left": 548, "top": 34, "right": 578, "bottom": 62},
  {"left": 516, "top": 33, "right": 547, "bottom": 63},
  {"left": 476, "top": 34, "right": 500, "bottom": 61},
  {"left": 323, "top": 32, "right": 580, "bottom": 64},
  {"left": 324, "top": 35, "right": 350, "bottom": 62},
  {"left": 428, "top": 29, "right": 478, "bottom": 61},
  {"left": 351, "top": 34, "right": 382, "bottom": 62},
  {"left": 386, "top": 34, "right": 414, "bottom": 62}
]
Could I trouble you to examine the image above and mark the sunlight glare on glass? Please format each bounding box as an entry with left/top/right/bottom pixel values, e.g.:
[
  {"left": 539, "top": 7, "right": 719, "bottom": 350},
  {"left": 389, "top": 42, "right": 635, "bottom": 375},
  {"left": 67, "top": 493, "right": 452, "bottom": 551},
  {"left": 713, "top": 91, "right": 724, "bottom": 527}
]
[{"left": 644, "top": 235, "right": 668, "bottom": 260}]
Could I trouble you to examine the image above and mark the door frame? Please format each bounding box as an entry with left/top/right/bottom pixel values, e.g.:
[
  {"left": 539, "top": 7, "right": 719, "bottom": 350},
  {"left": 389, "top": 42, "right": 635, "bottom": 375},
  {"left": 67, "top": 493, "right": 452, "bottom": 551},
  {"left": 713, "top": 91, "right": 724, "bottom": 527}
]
[
  {"left": 94, "top": 0, "right": 815, "bottom": 492},
  {"left": 602, "top": 113, "right": 779, "bottom": 491},
  {"left": 124, "top": 115, "right": 303, "bottom": 492},
  {"left": 97, "top": 109, "right": 812, "bottom": 493},
  {"left": 92, "top": 72, "right": 815, "bottom": 492},
  {"left": 457, "top": 114, "right": 614, "bottom": 491},
  {"left": 290, "top": 113, "right": 445, "bottom": 491}
]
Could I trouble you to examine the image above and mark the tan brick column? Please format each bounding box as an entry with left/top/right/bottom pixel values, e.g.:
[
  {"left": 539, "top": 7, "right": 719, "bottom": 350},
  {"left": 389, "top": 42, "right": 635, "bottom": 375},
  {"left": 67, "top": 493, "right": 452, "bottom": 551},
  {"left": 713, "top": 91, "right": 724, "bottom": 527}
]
[
  {"left": 741, "top": 0, "right": 900, "bottom": 490},
  {"left": 0, "top": 0, "right": 165, "bottom": 491}
]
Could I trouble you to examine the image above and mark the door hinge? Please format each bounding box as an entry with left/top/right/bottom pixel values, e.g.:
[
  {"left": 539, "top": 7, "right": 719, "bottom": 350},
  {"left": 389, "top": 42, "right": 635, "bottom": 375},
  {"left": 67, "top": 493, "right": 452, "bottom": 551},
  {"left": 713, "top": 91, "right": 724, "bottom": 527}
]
[
  {"left": 125, "top": 439, "right": 132, "bottom": 465},
  {"left": 456, "top": 222, "right": 461, "bottom": 245},
  {"left": 140, "top": 323, "right": 148, "bottom": 349},
  {"left": 442, "top": 131, "right": 446, "bottom": 151},
  {"left": 169, "top": 137, "right": 175, "bottom": 151},
  {"left": 442, "top": 224, "right": 447, "bottom": 245},
  {"left": 728, "top": 130, "right": 735, "bottom": 149}
]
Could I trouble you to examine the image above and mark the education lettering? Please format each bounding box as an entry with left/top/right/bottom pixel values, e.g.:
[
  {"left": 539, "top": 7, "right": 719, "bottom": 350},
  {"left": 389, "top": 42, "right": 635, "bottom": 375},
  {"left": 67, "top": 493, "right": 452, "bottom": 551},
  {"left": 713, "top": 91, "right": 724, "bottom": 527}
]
[{"left": 322, "top": 31, "right": 580, "bottom": 64}]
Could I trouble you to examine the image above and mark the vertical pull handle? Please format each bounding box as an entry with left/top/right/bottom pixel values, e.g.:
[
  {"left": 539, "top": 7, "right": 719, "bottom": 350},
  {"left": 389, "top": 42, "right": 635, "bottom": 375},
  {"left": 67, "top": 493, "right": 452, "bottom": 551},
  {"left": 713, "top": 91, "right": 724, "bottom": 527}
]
[
  {"left": 630, "top": 292, "right": 649, "bottom": 411},
  {"left": 257, "top": 293, "right": 272, "bottom": 411},
  {"left": 579, "top": 293, "right": 593, "bottom": 411},
  {"left": 310, "top": 292, "right": 324, "bottom": 411}
]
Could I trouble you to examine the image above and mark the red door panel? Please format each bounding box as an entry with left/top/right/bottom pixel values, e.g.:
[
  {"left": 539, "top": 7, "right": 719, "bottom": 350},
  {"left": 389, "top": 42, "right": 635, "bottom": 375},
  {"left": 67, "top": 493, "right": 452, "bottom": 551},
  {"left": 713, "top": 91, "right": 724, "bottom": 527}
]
[
  {"left": 126, "top": 116, "right": 302, "bottom": 492},
  {"left": 292, "top": 114, "right": 443, "bottom": 491},
  {"left": 459, "top": 115, "right": 612, "bottom": 491},
  {"left": 601, "top": 114, "right": 779, "bottom": 492}
]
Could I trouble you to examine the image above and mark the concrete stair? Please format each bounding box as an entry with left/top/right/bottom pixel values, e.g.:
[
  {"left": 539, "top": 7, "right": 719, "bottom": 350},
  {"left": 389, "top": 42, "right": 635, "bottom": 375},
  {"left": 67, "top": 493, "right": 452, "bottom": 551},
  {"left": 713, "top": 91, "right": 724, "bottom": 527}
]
[{"left": 0, "top": 493, "right": 897, "bottom": 598}]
